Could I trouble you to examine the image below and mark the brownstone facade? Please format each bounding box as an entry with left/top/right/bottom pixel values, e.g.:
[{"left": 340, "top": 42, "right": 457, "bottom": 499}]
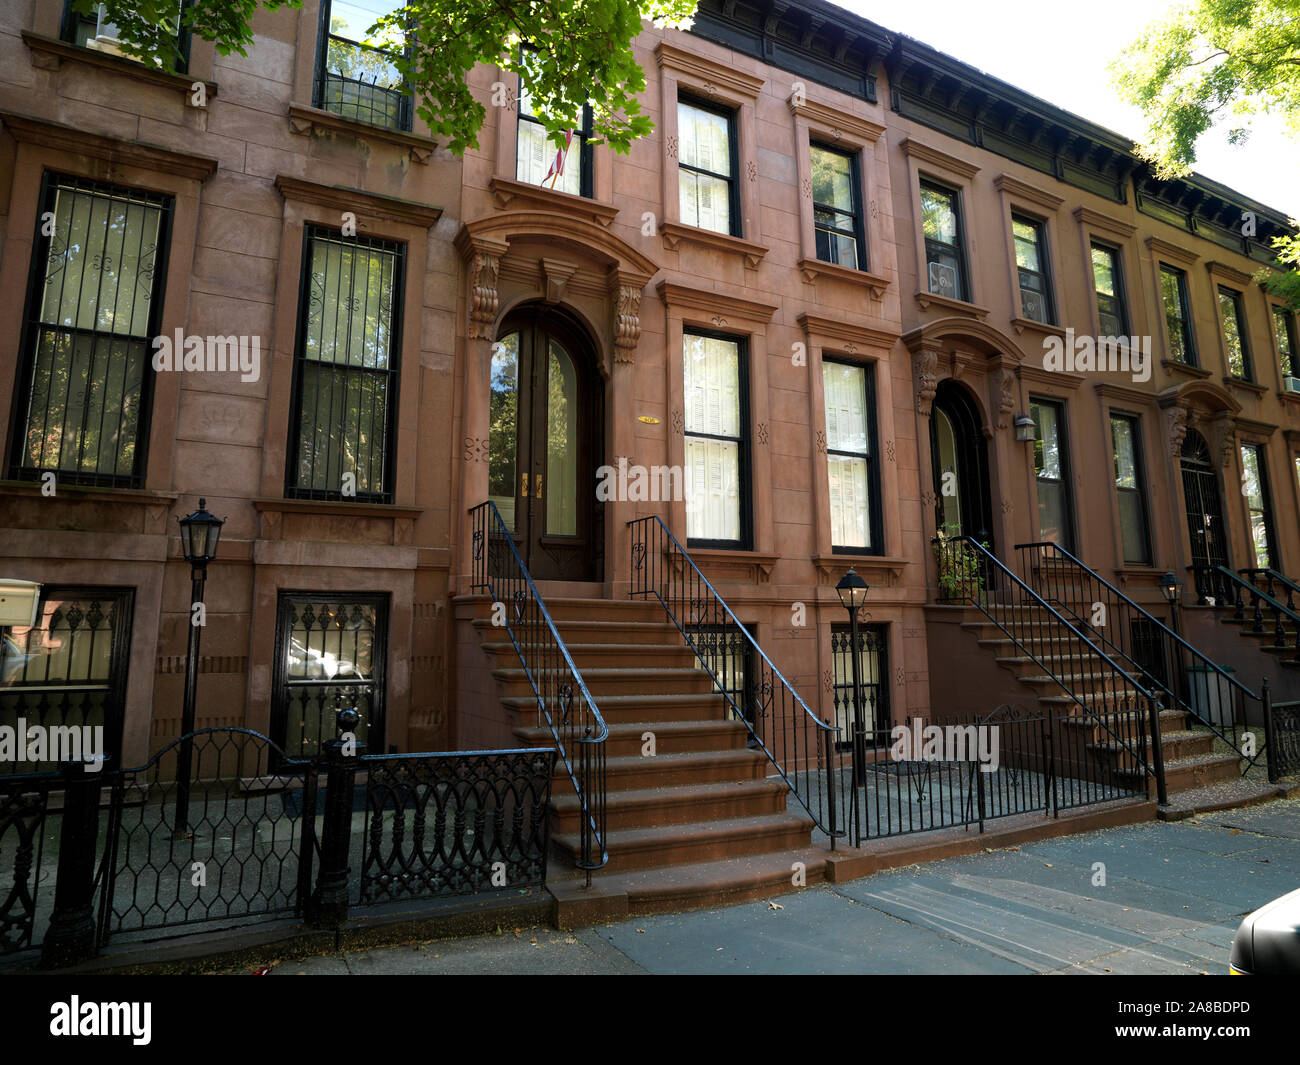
[{"left": 1, "top": 0, "right": 1296, "bottom": 770}]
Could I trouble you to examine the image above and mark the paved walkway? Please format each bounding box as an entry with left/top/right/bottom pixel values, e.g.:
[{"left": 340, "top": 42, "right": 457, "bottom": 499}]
[{"left": 235, "top": 799, "right": 1300, "bottom": 975}]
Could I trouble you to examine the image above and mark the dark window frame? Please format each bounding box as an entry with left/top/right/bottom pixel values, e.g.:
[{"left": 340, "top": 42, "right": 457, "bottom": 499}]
[
  {"left": 515, "top": 76, "right": 594, "bottom": 198},
  {"left": 676, "top": 94, "right": 742, "bottom": 239},
  {"left": 824, "top": 356, "right": 883, "bottom": 556},
  {"left": 7, "top": 171, "right": 174, "bottom": 489},
  {"left": 1218, "top": 285, "right": 1254, "bottom": 381},
  {"left": 1271, "top": 304, "right": 1297, "bottom": 379},
  {"left": 920, "top": 178, "right": 969, "bottom": 303},
  {"left": 1159, "top": 263, "right": 1198, "bottom": 366},
  {"left": 1030, "top": 395, "right": 1076, "bottom": 553},
  {"left": 60, "top": 0, "right": 193, "bottom": 74},
  {"left": 313, "top": 0, "right": 413, "bottom": 132},
  {"left": 810, "top": 141, "right": 866, "bottom": 271},
  {"left": 683, "top": 326, "right": 752, "bottom": 551},
  {"left": 1109, "top": 410, "right": 1153, "bottom": 566},
  {"left": 1010, "top": 212, "right": 1055, "bottom": 325},
  {"left": 285, "top": 224, "right": 407, "bottom": 504},
  {"left": 1239, "top": 442, "right": 1278, "bottom": 571},
  {"left": 1090, "top": 240, "right": 1129, "bottom": 336}
]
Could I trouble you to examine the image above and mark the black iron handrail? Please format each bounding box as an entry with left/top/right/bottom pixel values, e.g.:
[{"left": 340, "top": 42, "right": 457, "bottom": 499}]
[
  {"left": 1020, "top": 542, "right": 1265, "bottom": 773},
  {"left": 628, "top": 515, "right": 848, "bottom": 847},
  {"left": 468, "top": 501, "right": 607, "bottom": 883},
  {"left": 933, "top": 534, "right": 1165, "bottom": 803},
  {"left": 1240, "top": 568, "right": 1300, "bottom": 613},
  {"left": 1195, "top": 564, "right": 1300, "bottom": 654}
]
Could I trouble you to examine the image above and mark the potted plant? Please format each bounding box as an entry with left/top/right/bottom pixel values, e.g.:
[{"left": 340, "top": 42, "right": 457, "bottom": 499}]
[{"left": 933, "top": 527, "right": 988, "bottom": 604}]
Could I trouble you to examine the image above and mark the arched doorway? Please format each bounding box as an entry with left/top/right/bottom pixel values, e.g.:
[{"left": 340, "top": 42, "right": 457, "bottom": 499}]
[
  {"left": 1180, "top": 429, "right": 1229, "bottom": 570},
  {"left": 930, "top": 380, "right": 993, "bottom": 546},
  {"left": 489, "top": 305, "right": 604, "bottom": 581}
]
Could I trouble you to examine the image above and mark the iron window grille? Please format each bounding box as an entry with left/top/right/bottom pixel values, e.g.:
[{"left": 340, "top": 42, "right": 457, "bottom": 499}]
[
  {"left": 1090, "top": 241, "right": 1128, "bottom": 336},
  {"left": 1110, "top": 411, "right": 1152, "bottom": 565},
  {"left": 677, "top": 96, "right": 740, "bottom": 237},
  {"left": 314, "top": 0, "right": 412, "bottom": 132},
  {"left": 1011, "top": 214, "right": 1054, "bottom": 324},
  {"left": 830, "top": 624, "right": 889, "bottom": 750},
  {"left": 1272, "top": 306, "right": 1296, "bottom": 379},
  {"left": 286, "top": 225, "right": 405, "bottom": 503},
  {"left": 811, "top": 143, "right": 865, "bottom": 270},
  {"left": 1239, "top": 443, "right": 1277, "bottom": 570},
  {"left": 270, "top": 592, "right": 388, "bottom": 760},
  {"left": 1218, "top": 286, "right": 1253, "bottom": 380},
  {"left": 59, "top": 1, "right": 193, "bottom": 74},
  {"left": 1159, "top": 264, "right": 1197, "bottom": 365},
  {"left": 9, "top": 172, "right": 173, "bottom": 488},
  {"left": 823, "top": 358, "right": 882, "bottom": 554},
  {"left": 920, "top": 180, "right": 967, "bottom": 302},
  {"left": 516, "top": 78, "right": 593, "bottom": 197},
  {"left": 683, "top": 329, "right": 751, "bottom": 549}
]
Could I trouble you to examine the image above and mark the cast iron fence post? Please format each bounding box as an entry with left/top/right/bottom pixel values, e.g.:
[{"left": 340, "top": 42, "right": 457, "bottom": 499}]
[
  {"left": 309, "top": 707, "right": 365, "bottom": 929},
  {"left": 1145, "top": 694, "right": 1168, "bottom": 806},
  {"left": 822, "top": 721, "right": 838, "bottom": 851},
  {"left": 1261, "top": 676, "right": 1277, "bottom": 784},
  {"left": 41, "top": 759, "right": 106, "bottom": 968}
]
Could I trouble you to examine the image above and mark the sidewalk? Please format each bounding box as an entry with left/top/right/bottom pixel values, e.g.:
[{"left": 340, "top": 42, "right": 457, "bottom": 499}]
[{"left": 224, "top": 797, "right": 1300, "bottom": 975}]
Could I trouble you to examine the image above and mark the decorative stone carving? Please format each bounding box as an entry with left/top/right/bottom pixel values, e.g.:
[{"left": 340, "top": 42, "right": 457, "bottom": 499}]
[
  {"left": 998, "top": 369, "right": 1016, "bottom": 430},
  {"left": 541, "top": 257, "right": 578, "bottom": 304},
  {"left": 468, "top": 249, "right": 501, "bottom": 338},
  {"left": 612, "top": 282, "right": 642, "bottom": 362},
  {"left": 914, "top": 348, "right": 939, "bottom": 416},
  {"left": 1212, "top": 417, "right": 1236, "bottom": 469},
  {"left": 1165, "top": 404, "right": 1188, "bottom": 457}
]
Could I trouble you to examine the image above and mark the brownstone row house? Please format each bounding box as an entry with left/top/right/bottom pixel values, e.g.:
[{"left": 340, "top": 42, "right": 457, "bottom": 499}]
[{"left": 1, "top": 0, "right": 1297, "bottom": 893}]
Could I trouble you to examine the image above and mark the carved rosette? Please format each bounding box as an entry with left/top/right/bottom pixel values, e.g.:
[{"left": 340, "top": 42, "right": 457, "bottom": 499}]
[
  {"left": 914, "top": 349, "right": 939, "bottom": 416},
  {"left": 1165, "top": 404, "right": 1188, "bottom": 457}
]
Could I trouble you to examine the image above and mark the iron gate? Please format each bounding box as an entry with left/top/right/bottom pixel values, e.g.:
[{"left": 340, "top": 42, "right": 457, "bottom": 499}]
[{"left": 0, "top": 771, "right": 58, "bottom": 954}]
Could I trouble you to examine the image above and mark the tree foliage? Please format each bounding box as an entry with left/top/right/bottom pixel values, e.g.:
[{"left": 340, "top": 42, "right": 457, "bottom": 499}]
[
  {"left": 1111, "top": 0, "right": 1300, "bottom": 177},
  {"left": 86, "top": 0, "right": 698, "bottom": 156}
]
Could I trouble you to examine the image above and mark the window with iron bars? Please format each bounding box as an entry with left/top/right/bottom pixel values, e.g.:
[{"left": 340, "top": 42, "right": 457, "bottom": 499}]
[
  {"left": 831, "top": 624, "right": 889, "bottom": 751},
  {"left": 9, "top": 173, "right": 172, "bottom": 488},
  {"left": 314, "top": 0, "right": 412, "bottom": 132},
  {"left": 287, "top": 225, "right": 405, "bottom": 503}
]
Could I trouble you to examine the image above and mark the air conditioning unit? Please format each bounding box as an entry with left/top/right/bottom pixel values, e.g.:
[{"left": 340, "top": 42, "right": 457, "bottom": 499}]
[
  {"left": 928, "top": 262, "right": 957, "bottom": 298},
  {"left": 1021, "top": 290, "right": 1046, "bottom": 323},
  {"left": 85, "top": 5, "right": 127, "bottom": 56},
  {"left": 1284, "top": 375, "right": 1300, "bottom": 393},
  {"left": 0, "top": 580, "right": 41, "bottom": 628}
]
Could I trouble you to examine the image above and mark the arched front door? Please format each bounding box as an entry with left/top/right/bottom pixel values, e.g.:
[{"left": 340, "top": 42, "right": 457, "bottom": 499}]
[
  {"left": 1181, "top": 429, "right": 1229, "bottom": 570},
  {"left": 489, "top": 307, "right": 604, "bottom": 581},
  {"left": 930, "top": 380, "right": 993, "bottom": 547}
]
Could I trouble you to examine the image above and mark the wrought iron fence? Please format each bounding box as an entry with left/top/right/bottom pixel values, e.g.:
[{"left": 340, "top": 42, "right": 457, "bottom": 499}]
[
  {"left": 0, "top": 771, "right": 57, "bottom": 954},
  {"left": 1021, "top": 543, "right": 1268, "bottom": 776},
  {"left": 1264, "top": 698, "right": 1300, "bottom": 781},
  {"left": 469, "top": 501, "right": 607, "bottom": 883},
  {"left": 1194, "top": 564, "right": 1300, "bottom": 657},
  {"left": 629, "top": 515, "right": 851, "bottom": 847},
  {"left": 357, "top": 748, "right": 555, "bottom": 905}
]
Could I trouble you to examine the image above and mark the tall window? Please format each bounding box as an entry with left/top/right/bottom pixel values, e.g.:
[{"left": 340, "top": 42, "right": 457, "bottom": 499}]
[
  {"left": 677, "top": 99, "right": 738, "bottom": 236},
  {"left": 60, "top": 1, "right": 190, "bottom": 72},
  {"left": 10, "top": 174, "right": 171, "bottom": 488},
  {"left": 683, "top": 332, "right": 748, "bottom": 546},
  {"left": 1091, "top": 242, "right": 1128, "bottom": 336},
  {"left": 1110, "top": 412, "right": 1151, "bottom": 565},
  {"left": 1011, "top": 214, "right": 1053, "bottom": 324},
  {"left": 1272, "top": 306, "right": 1297, "bottom": 379},
  {"left": 1032, "top": 398, "right": 1074, "bottom": 551},
  {"left": 1159, "top": 265, "right": 1196, "bottom": 364},
  {"left": 1218, "top": 286, "right": 1252, "bottom": 380},
  {"left": 516, "top": 82, "right": 592, "bottom": 197},
  {"left": 315, "top": 1, "right": 411, "bottom": 131},
  {"left": 288, "top": 226, "right": 405, "bottom": 502},
  {"left": 811, "top": 144, "right": 864, "bottom": 269},
  {"left": 1239, "top": 444, "right": 1276, "bottom": 570},
  {"left": 823, "top": 360, "right": 880, "bottom": 552},
  {"left": 920, "top": 181, "right": 966, "bottom": 301}
]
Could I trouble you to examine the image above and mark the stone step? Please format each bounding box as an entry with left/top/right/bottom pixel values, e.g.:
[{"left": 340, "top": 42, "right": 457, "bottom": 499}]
[
  {"left": 514, "top": 718, "right": 747, "bottom": 759},
  {"left": 549, "top": 778, "right": 790, "bottom": 833},
  {"left": 490, "top": 665, "right": 715, "bottom": 698},
  {"left": 502, "top": 692, "right": 731, "bottom": 724},
  {"left": 482, "top": 641, "right": 699, "bottom": 670},
  {"left": 473, "top": 616, "right": 684, "bottom": 645}
]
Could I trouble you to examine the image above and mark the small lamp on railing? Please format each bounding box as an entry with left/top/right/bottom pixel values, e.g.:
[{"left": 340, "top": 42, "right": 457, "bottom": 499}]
[
  {"left": 1013, "top": 413, "right": 1036, "bottom": 443},
  {"left": 1159, "top": 570, "right": 1183, "bottom": 638},
  {"left": 835, "top": 569, "right": 870, "bottom": 791}
]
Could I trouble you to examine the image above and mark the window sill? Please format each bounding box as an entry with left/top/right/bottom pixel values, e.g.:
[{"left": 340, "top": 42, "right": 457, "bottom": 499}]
[
  {"left": 1223, "top": 376, "right": 1267, "bottom": 395},
  {"left": 254, "top": 497, "right": 422, "bottom": 546},
  {"left": 914, "top": 290, "right": 989, "bottom": 319},
  {"left": 22, "top": 31, "right": 213, "bottom": 97},
  {"left": 682, "top": 546, "right": 780, "bottom": 583},
  {"left": 1010, "top": 317, "right": 1065, "bottom": 339},
  {"left": 1161, "top": 359, "right": 1211, "bottom": 380},
  {"left": 660, "top": 221, "right": 768, "bottom": 270},
  {"left": 1279, "top": 387, "right": 1300, "bottom": 405},
  {"left": 797, "top": 258, "right": 889, "bottom": 300},
  {"left": 287, "top": 102, "right": 436, "bottom": 164},
  {"left": 489, "top": 176, "right": 618, "bottom": 227},
  {"left": 813, "top": 553, "right": 906, "bottom": 587},
  {"left": 255, "top": 497, "right": 422, "bottom": 519},
  {"left": 0, "top": 481, "right": 178, "bottom": 508}
]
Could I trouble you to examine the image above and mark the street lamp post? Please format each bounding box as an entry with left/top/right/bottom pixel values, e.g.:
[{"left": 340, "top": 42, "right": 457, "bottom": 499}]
[
  {"left": 175, "top": 498, "right": 225, "bottom": 837},
  {"left": 1158, "top": 571, "right": 1187, "bottom": 708},
  {"left": 836, "top": 568, "right": 870, "bottom": 790}
]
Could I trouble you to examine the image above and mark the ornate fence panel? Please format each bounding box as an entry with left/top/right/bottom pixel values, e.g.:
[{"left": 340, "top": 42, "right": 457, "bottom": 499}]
[
  {"left": 356, "top": 748, "right": 556, "bottom": 905},
  {"left": 0, "top": 772, "right": 57, "bottom": 954},
  {"left": 96, "top": 728, "right": 317, "bottom": 944}
]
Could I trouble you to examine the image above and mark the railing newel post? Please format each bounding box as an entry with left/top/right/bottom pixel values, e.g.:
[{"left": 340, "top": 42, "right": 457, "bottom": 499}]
[{"left": 40, "top": 759, "right": 106, "bottom": 969}]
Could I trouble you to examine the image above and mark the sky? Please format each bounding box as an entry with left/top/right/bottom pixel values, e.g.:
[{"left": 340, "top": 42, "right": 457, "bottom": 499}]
[{"left": 841, "top": 0, "right": 1300, "bottom": 219}]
